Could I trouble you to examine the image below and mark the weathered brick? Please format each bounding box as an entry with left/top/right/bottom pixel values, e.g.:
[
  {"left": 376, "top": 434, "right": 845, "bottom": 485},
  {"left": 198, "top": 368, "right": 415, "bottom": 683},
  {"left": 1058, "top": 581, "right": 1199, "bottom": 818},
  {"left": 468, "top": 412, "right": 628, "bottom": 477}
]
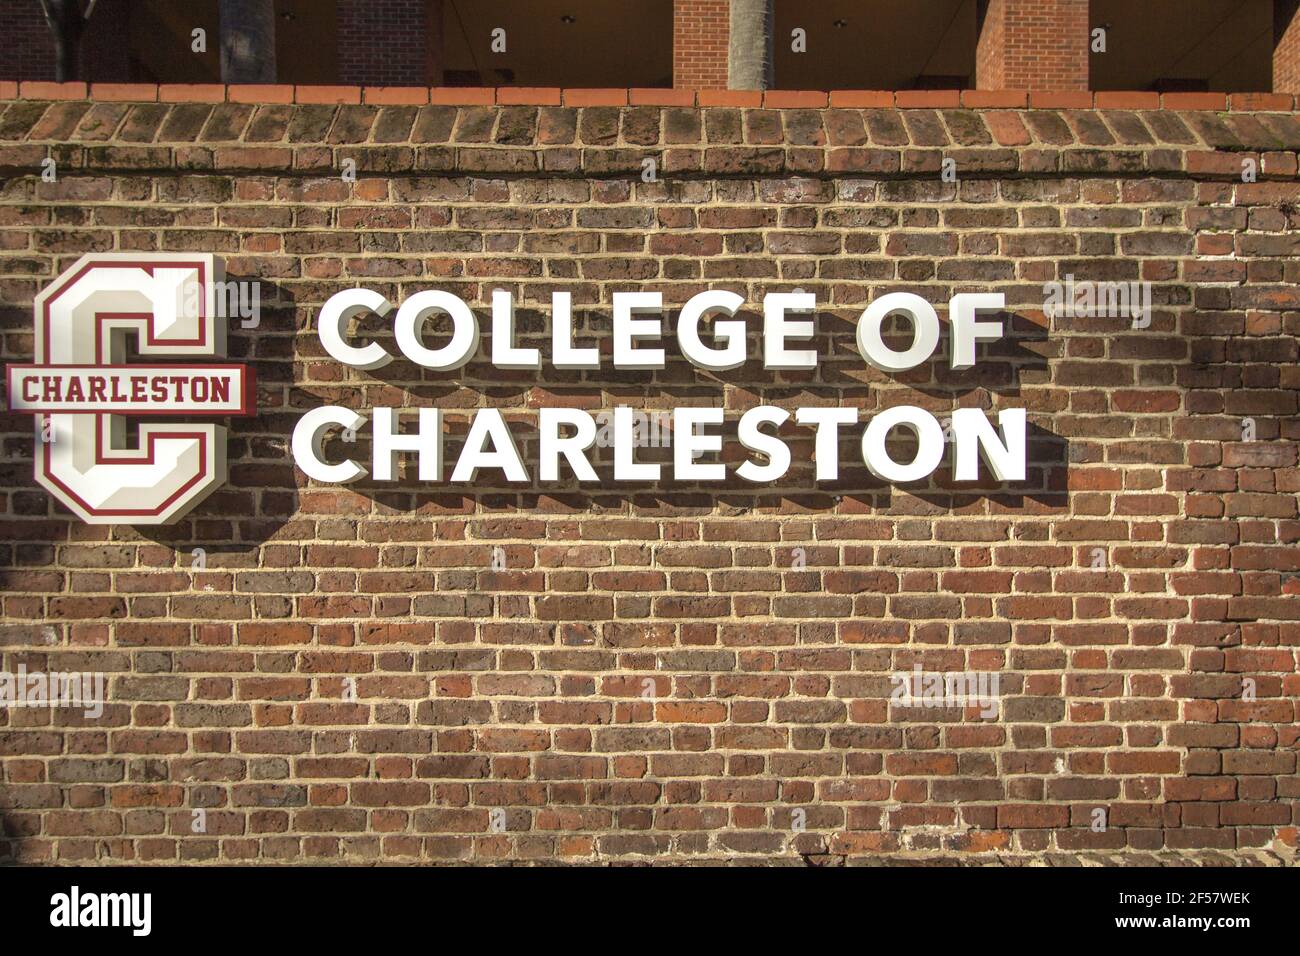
[{"left": 0, "top": 97, "right": 1292, "bottom": 867}]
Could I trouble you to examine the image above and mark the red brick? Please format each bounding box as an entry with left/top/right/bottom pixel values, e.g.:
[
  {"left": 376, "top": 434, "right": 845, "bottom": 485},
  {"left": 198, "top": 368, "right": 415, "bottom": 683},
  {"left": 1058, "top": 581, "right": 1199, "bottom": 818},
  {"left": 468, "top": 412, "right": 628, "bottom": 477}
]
[
  {"left": 829, "top": 90, "right": 895, "bottom": 108},
  {"left": 1186, "top": 151, "right": 1253, "bottom": 176},
  {"left": 497, "top": 87, "right": 563, "bottom": 106},
  {"left": 1095, "top": 92, "right": 1160, "bottom": 110},
  {"left": 563, "top": 89, "right": 628, "bottom": 106},
  {"left": 630, "top": 88, "right": 696, "bottom": 106},
  {"left": 698, "top": 90, "right": 762, "bottom": 107},
  {"left": 363, "top": 87, "right": 430, "bottom": 105},
  {"left": 1278, "top": 4, "right": 1300, "bottom": 97},
  {"left": 961, "top": 90, "right": 1027, "bottom": 109},
  {"left": 1229, "top": 93, "right": 1294, "bottom": 111},
  {"left": 227, "top": 84, "right": 295, "bottom": 104},
  {"left": 294, "top": 85, "right": 363, "bottom": 104},
  {"left": 428, "top": 87, "right": 495, "bottom": 105},
  {"left": 674, "top": 0, "right": 729, "bottom": 90},
  {"left": 89, "top": 83, "right": 158, "bottom": 102},
  {"left": 978, "top": 0, "right": 1088, "bottom": 91},
  {"left": 159, "top": 84, "right": 226, "bottom": 103},
  {"left": 1029, "top": 91, "right": 1093, "bottom": 109},
  {"left": 895, "top": 90, "right": 961, "bottom": 108},
  {"left": 763, "top": 91, "right": 829, "bottom": 109},
  {"left": 19, "top": 81, "right": 88, "bottom": 99},
  {"left": 985, "top": 110, "right": 1032, "bottom": 146},
  {"left": 1160, "top": 93, "right": 1227, "bottom": 111}
]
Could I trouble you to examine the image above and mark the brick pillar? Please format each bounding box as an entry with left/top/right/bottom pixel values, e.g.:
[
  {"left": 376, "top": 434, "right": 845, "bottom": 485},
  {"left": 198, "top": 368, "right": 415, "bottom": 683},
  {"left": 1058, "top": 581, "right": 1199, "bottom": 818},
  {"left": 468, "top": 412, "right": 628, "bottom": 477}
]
[
  {"left": 1276, "top": 0, "right": 1300, "bottom": 93},
  {"left": 0, "top": 0, "right": 129, "bottom": 82},
  {"left": 977, "top": 0, "right": 1089, "bottom": 91},
  {"left": 2, "top": 0, "right": 58, "bottom": 81},
  {"left": 337, "top": 0, "right": 442, "bottom": 87},
  {"left": 674, "top": 0, "right": 729, "bottom": 89}
]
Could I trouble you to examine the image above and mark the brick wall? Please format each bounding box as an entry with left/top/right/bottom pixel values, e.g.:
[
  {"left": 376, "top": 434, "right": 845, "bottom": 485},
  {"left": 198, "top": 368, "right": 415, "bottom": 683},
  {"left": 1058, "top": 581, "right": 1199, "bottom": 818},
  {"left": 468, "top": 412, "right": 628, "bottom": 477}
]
[
  {"left": 337, "top": 0, "right": 438, "bottom": 87},
  {"left": 0, "top": 85, "right": 1298, "bottom": 864},
  {"left": 4, "top": 0, "right": 59, "bottom": 82},
  {"left": 1278, "top": 0, "right": 1300, "bottom": 95},
  {"left": 978, "top": 0, "right": 1089, "bottom": 91},
  {"left": 674, "top": 0, "right": 729, "bottom": 90}
]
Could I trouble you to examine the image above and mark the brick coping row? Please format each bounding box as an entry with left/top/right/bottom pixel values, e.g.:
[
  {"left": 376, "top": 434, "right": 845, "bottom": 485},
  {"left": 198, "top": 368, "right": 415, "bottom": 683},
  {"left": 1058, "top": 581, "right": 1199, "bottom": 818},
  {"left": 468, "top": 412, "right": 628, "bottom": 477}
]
[{"left": 2, "top": 82, "right": 1297, "bottom": 112}]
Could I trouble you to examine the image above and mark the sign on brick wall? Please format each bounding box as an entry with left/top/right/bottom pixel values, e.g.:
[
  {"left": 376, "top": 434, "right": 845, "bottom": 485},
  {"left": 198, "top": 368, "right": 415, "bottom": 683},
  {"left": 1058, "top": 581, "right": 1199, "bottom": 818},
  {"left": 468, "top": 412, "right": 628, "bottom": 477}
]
[{"left": 0, "top": 92, "right": 1297, "bottom": 872}]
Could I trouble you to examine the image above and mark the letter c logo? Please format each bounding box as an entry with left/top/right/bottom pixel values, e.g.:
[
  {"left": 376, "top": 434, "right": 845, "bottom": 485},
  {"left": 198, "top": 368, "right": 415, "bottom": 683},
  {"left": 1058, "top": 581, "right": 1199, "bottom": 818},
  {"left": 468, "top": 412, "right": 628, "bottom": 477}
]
[{"left": 11, "top": 253, "right": 252, "bottom": 524}]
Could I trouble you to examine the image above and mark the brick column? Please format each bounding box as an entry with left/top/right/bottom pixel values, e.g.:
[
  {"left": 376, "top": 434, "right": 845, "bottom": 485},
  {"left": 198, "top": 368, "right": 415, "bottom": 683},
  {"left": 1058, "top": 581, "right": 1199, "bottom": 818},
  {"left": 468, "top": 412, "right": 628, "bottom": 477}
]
[
  {"left": 674, "top": 0, "right": 729, "bottom": 89},
  {"left": 1277, "top": 0, "right": 1300, "bottom": 93},
  {"left": 0, "top": 0, "right": 129, "bottom": 82},
  {"left": 1, "top": 0, "right": 55, "bottom": 80},
  {"left": 337, "top": 0, "right": 442, "bottom": 87},
  {"left": 977, "top": 0, "right": 1089, "bottom": 91}
]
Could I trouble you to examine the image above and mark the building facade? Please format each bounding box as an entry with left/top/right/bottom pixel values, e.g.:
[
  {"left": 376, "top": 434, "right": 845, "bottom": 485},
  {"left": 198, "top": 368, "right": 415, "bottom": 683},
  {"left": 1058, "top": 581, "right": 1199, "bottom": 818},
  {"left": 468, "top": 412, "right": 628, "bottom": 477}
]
[{"left": 6, "top": 0, "right": 1300, "bottom": 94}]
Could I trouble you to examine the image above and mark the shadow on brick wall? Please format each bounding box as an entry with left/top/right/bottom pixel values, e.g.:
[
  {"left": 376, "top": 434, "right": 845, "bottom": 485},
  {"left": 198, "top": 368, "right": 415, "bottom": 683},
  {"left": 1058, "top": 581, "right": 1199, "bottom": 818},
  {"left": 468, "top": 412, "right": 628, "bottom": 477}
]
[
  {"left": 118, "top": 276, "right": 302, "bottom": 557},
  {"left": 0, "top": 641, "right": 137, "bottom": 864},
  {"left": 0, "top": 812, "right": 15, "bottom": 865},
  {"left": 0, "top": 690, "right": 46, "bottom": 865},
  {"left": 0, "top": 765, "right": 13, "bottom": 862}
]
